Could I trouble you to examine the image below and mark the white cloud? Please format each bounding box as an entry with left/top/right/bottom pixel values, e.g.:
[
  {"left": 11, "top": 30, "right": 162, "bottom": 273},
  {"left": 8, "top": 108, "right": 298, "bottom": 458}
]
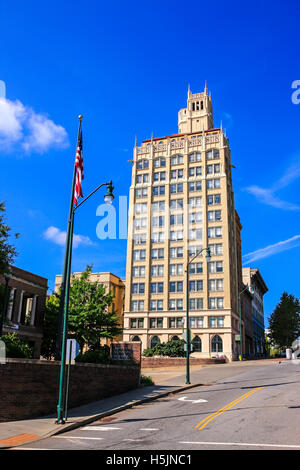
[
  {"left": 244, "top": 162, "right": 300, "bottom": 211},
  {"left": 0, "top": 97, "right": 69, "bottom": 154},
  {"left": 243, "top": 235, "right": 300, "bottom": 264},
  {"left": 43, "top": 226, "right": 95, "bottom": 249}
]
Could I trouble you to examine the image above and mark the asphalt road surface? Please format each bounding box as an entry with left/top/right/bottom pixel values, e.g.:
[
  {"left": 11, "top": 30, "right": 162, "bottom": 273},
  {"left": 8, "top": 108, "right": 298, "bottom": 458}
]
[{"left": 13, "top": 360, "right": 300, "bottom": 451}]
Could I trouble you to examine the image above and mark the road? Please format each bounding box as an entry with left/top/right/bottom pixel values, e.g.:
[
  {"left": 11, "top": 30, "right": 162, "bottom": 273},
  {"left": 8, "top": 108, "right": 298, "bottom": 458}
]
[{"left": 13, "top": 360, "right": 300, "bottom": 451}]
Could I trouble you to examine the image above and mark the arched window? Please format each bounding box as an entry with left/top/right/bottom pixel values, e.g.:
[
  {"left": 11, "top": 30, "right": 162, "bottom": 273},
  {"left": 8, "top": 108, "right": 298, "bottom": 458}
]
[
  {"left": 211, "top": 335, "right": 223, "bottom": 353},
  {"left": 171, "top": 154, "right": 184, "bottom": 165},
  {"left": 171, "top": 336, "right": 180, "bottom": 341},
  {"left": 150, "top": 336, "right": 161, "bottom": 348},
  {"left": 192, "top": 336, "right": 202, "bottom": 352},
  {"left": 154, "top": 157, "right": 166, "bottom": 168},
  {"left": 132, "top": 336, "right": 141, "bottom": 342},
  {"left": 206, "top": 149, "right": 219, "bottom": 160}
]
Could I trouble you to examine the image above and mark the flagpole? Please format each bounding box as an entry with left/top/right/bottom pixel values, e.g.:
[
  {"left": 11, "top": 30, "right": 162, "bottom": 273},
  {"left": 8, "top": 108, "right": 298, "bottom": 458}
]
[{"left": 56, "top": 116, "right": 82, "bottom": 424}]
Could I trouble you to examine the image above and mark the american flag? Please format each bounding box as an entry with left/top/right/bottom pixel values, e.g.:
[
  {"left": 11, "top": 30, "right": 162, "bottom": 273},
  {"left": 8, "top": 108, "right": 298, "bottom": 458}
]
[{"left": 73, "top": 125, "right": 84, "bottom": 206}]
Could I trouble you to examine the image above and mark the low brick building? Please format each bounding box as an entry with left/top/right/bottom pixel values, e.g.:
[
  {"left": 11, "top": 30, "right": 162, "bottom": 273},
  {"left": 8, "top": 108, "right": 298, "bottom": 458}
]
[{"left": 0, "top": 266, "right": 48, "bottom": 358}]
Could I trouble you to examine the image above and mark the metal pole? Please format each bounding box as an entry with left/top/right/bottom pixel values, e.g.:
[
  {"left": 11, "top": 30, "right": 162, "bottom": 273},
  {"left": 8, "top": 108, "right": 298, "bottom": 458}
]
[
  {"left": 186, "top": 265, "right": 190, "bottom": 384},
  {"left": 64, "top": 340, "right": 73, "bottom": 422}
]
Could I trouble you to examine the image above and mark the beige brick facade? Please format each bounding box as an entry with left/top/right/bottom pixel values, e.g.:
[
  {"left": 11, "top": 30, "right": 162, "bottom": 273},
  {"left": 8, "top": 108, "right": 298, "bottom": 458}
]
[{"left": 123, "top": 86, "right": 243, "bottom": 361}]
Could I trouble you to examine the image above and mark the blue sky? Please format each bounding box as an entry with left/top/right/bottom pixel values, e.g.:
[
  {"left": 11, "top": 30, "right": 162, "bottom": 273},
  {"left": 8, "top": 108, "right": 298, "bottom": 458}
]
[{"left": 1, "top": 0, "right": 300, "bottom": 326}]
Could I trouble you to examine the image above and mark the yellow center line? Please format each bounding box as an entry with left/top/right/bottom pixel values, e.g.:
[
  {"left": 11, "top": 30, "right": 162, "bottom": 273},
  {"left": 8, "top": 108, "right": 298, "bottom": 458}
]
[{"left": 194, "top": 386, "right": 264, "bottom": 431}]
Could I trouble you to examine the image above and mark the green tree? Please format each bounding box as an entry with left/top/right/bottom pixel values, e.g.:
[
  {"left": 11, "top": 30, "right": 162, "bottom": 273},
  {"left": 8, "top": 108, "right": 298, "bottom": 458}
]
[
  {"left": 268, "top": 292, "right": 300, "bottom": 350},
  {"left": 0, "top": 202, "right": 18, "bottom": 311},
  {"left": 41, "top": 266, "right": 123, "bottom": 358},
  {"left": 41, "top": 293, "right": 60, "bottom": 359},
  {"left": 68, "top": 266, "right": 122, "bottom": 352},
  {"left": 1, "top": 333, "right": 34, "bottom": 358}
]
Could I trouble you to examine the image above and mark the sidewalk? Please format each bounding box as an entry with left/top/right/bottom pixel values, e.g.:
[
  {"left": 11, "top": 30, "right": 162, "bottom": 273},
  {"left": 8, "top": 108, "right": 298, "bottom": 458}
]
[{"left": 0, "top": 359, "right": 279, "bottom": 449}]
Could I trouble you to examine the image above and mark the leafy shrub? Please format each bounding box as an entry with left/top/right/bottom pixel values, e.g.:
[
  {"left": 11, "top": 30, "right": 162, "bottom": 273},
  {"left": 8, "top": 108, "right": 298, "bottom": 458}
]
[
  {"left": 75, "top": 345, "right": 112, "bottom": 364},
  {"left": 140, "top": 375, "right": 154, "bottom": 386},
  {"left": 1, "top": 333, "right": 34, "bottom": 359},
  {"left": 142, "top": 339, "right": 185, "bottom": 358}
]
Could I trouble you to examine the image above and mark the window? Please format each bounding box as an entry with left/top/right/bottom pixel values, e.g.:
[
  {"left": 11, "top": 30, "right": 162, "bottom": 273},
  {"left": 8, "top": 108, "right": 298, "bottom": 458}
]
[
  {"left": 189, "top": 299, "right": 204, "bottom": 310},
  {"left": 169, "top": 299, "right": 183, "bottom": 310},
  {"left": 170, "top": 214, "right": 183, "bottom": 226},
  {"left": 150, "top": 300, "right": 164, "bottom": 311},
  {"left": 135, "top": 202, "right": 147, "bottom": 214},
  {"left": 132, "top": 335, "right": 141, "bottom": 341},
  {"left": 153, "top": 171, "right": 166, "bottom": 182},
  {"left": 136, "top": 173, "right": 149, "bottom": 184},
  {"left": 169, "top": 281, "right": 183, "bottom": 293},
  {"left": 136, "top": 187, "right": 148, "bottom": 198},
  {"left": 189, "top": 262, "right": 203, "bottom": 274},
  {"left": 189, "top": 197, "right": 202, "bottom": 207},
  {"left": 207, "top": 194, "right": 221, "bottom": 205},
  {"left": 189, "top": 212, "right": 202, "bottom": 224},
  {"left": 189, "top": 317, "right": 204, "bottom": 328},
  {"left": 207, "top": 178, "right": 221, "bottom": 189},
  {"left": 150, "top": 282, "right": 164, "bottom": 294},
  {"left": 152, "top": 201, "right": 165, "bottom": 213},
  {"left": 132, "top": 266, "right": 145, "bottom": 278},
  {"left": 152, "top": 216, "right": 164, "bottom": 227},
  {"left": 170, "top": 247, "right": 183, "bottom": 258},
  {"left": 169, "top": 317, "right": 183, "bottom": 328},
  {"left": 170, "top": 183, "right": 183, "bottom": 194},
  {"left": 151, "top": 265, "right": 164, "bottom": 277},
  {"left": 134, "top": 217, "right": 147, "bottom": 229},
  {"left": 211, "top": 335, "right": 223, "bottom": 352},
  {"left": 153, "top": 185, "right": 165, "bottom": 196},
  {"left": 209, "top": 279, "right": 224, "bottom": 292},
  {"left": 169, "top": 264, "right": 183, "bottom": 276},
  {"left": 188, "top": 244, "right": 202, "bottom": 257},
  {"left": 171, "top": 169, "right": 184, "bottom": 179},
  {"left": 208, "top": 243, "right": 223, "bottom": 255},
  {"left": 208, "top": 210, "right": 222, "bottom": 222},
  {"left": 170, "top": 199, "right": 183, "bottom": 210},
  {"left": 130, "top": 318, "right": 144, "bottom": 329},
  {"left": 189, "top": 181, "right": 202, "bottom": 192},
  {"left": 153, "top": 157, "right": 166, "bottom": 168},
  {"left": 209, "top": 297, "right": 224, "bottom": 309},
  {"left": 192, "top": 336, "right": 202, "bottom": 352},
  {"left": 208, "top": 261, "right": 223, "bottom": 273},
  {"left": 189, "top": 152, "right": 201, "bottom": 163},
  {"left": 188, "top": 229, "right": 203, "bottom": 241},
  {"left": 150, "top": 336, "right": 161, "bottom": 347},
  {"left": 151, "top": 232, "right": 164, "bottom": 244},
  {"left": 189, "top": 280, "right": 203, "bottom": 292},
  {"left": 171, "top": 154, "right": 184, "bottom": 165},
  {"left": 133, "top": 249, "right": 146, "bottom": 261},
  {"left": 133, "top": 233, "right": 147, "bottom": 245},
  {"left": 208, "top": 227, "right": 222, "bottom": 238},
  {"left": 206, "top": 149, "right": 220, "bottom": 160},
  {"left": 151, "top": 248, "right": 164, "bottom": 259},
  {"left": 170, "top": 230, "right": 183, "bottom": 241},
  {"left": 189, "top": 167, "right": 202, "bottom": 177},
  {"left": 132, "top": 283, "right": 145, "bottom": 294},
  {"left": 209, "top": 316, "right": 225, "bottom": 328},
  {"left": 137, "top": 159, "right": 149, "bottom": 170},
  {"left": 131, "top": 300, "right": 144, "bottom": 311}
]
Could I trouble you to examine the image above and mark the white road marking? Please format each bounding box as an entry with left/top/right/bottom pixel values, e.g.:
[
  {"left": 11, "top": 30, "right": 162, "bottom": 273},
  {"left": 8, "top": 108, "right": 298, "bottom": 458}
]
[
  {"left": 53, "top": 436, "right": 104, "bottom": 440},
  {"left": 139, "top": 428, "right": 159, "bottom": 431},
  {"left": 82, "top": 426, "right": 122, "bottom": 431},
  {"left": 178, "top": 396, "right": 208, "bottom": 404},
  {"left": 179, "top": 441, "right": 300, "bottom": 449},
  {"left": 123, "top": 439, "right": 144, "bottom": 442}
]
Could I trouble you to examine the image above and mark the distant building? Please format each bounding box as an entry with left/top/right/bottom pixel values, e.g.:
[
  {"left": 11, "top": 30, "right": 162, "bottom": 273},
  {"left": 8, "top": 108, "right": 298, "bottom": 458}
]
[
  {"left": 54, "top": 272, "right": 125, "bottom": 342},
  {"left": 0, "top": 266, "right": 48, "bottom": 358},
  {"left": 242, "top": 267, "right": 268, "bottom": 356}
]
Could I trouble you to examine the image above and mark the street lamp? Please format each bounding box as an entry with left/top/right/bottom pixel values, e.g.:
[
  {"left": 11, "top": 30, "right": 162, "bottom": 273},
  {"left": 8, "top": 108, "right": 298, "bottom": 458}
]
[
  {"left": 56, "top": 178, "right": 115, "bottom": 425},
  {"left": 238, "top": 284, "right": 253, "bottom": 361},
  {"left": 0, "top": 268, "right": 12, "bottom": 336},
  {"left": 185, "top": 247, "right": 211, "bottom": 384}
]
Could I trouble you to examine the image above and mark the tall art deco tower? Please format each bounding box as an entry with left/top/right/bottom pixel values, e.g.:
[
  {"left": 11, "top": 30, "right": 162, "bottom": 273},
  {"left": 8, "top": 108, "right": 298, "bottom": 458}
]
[{"left": 123, "top": 85, "right": 243, "bottom": 361}]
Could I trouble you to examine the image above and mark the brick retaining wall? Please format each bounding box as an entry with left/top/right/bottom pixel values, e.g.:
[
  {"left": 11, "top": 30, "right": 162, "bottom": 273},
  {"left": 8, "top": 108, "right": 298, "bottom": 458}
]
[
  {"left": 0, "top": 359, "right": 140, "bottom": 422},
  {"left": 141, "top": 356, "right": 226, "bottom": 368}
]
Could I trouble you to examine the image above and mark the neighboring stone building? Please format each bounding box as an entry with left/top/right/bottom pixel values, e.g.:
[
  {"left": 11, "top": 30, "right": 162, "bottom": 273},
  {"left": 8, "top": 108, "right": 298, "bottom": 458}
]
[
  {"left": 54, "top": 271, "right": 125, "bottom": 342},
  {"left": 123, "top": 85, "right": 245, "bottom": 361},
  {"left": 0, "top": 265, "right": 48, "bottom": 358},
  {"left": 242, "top": 267, "right": 268, "bottom": 356}
]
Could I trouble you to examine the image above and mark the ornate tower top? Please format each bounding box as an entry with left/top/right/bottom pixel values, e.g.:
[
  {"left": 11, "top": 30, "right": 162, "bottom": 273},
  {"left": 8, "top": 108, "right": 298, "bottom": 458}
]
[{"left": 178, "top": 83, "right": 214, "bottom": 134}]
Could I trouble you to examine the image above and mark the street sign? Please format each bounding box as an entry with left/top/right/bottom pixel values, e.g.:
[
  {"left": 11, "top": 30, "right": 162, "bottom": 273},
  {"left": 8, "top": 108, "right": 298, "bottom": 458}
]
[
  {"left": 235, "top": 335, "right": 240, "bottom": 342},
  {"left": 66, "top": 339, "right": 80, "bottom": 362}
]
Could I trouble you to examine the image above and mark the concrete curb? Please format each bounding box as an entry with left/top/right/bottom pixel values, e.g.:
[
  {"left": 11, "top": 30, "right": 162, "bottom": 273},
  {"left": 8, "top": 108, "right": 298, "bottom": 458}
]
[{"left": 1, "top": 382, "right": 204, "bottom": 450}]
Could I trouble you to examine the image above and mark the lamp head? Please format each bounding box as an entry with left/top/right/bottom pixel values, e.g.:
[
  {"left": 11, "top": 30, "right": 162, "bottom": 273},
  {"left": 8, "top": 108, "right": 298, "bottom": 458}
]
[
  {"left": 104, "top": 180, "right": 114, "bottom": 205},
  {"left": 205, "top": 247, "right": 211, "bottom": 262}
]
